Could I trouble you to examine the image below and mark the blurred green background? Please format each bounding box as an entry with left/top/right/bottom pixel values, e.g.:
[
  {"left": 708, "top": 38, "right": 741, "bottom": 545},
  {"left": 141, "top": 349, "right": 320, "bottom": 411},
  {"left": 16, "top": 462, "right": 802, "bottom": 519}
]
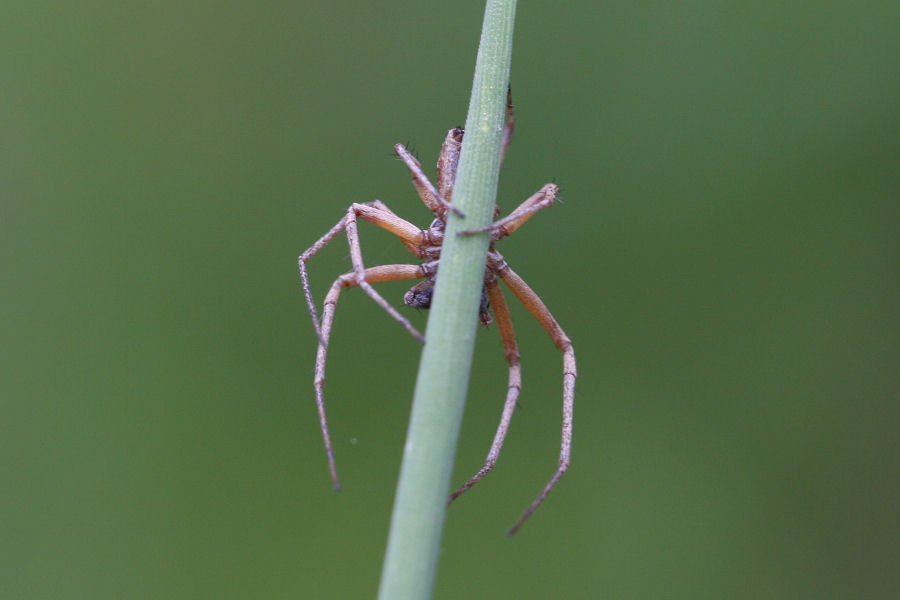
[{"left": 3, "top": 1, "right": 898, "bottom": 598}]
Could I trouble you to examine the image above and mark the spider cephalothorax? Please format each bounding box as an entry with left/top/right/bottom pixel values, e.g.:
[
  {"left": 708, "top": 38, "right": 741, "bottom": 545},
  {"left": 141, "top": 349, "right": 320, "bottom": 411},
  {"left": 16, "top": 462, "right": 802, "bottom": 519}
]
[{"left": 298, "top": 93, "right": 576, "bottom": 534}]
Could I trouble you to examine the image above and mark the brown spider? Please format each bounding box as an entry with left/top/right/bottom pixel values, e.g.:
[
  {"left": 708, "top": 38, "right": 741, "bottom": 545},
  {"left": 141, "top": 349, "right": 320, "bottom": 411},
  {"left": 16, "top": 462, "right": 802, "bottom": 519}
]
[{"left": 298, "top": 94, "right": 576, "bottom": 534}]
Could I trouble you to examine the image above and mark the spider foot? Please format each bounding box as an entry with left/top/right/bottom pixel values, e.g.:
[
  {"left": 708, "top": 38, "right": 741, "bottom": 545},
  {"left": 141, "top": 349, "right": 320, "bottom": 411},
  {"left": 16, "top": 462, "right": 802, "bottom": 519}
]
[{"left": 447, "top": 466, "right": 490, "bottom": 505}]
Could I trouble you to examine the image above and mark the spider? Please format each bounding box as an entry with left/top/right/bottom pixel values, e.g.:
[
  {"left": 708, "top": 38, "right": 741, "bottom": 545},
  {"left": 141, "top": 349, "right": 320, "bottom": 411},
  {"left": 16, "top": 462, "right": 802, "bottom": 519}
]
[{"left": 298, "top": 93, "right": 576, "bottom": 534}]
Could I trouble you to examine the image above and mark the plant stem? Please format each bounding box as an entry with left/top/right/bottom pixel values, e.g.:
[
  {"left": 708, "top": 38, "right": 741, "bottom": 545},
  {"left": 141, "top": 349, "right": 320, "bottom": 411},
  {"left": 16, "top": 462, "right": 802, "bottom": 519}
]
[{"left": 376, "top": 1, "right": 517, "bottom": 598}]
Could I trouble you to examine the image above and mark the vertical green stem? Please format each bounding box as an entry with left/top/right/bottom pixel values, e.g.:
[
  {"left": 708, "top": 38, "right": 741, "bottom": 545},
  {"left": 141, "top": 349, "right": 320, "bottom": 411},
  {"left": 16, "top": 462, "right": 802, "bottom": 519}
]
[{"left": 376, "top": 1, "right": 517, "bottom": 598}]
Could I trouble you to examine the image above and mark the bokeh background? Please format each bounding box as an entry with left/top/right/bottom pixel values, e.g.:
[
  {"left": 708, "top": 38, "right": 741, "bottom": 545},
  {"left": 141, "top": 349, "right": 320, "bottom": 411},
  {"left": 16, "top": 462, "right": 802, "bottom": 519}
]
[{"left": 3, "top": 1, "right": 898, "bottom": 598}]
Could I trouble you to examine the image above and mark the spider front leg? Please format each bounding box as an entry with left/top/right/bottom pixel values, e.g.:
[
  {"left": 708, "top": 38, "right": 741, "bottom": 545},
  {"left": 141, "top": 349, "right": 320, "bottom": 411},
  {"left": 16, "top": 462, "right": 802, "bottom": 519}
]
[
  {"left": 343, "top": 205, "right": 428, "bottom": 343},
  {"left": 394, "top": 143, "right": 463, "bottom": 219},
  {"left": 489, "top": 251, "right": 576, "bottom": 536},
  {"left": 459, "top": 183, "right": 559, "bottom": 239},
  {"left": 313, "top": 263, "right": 434, "bottom": 490},
  {"left": 298, "top": 201, "right": 430, "bottom": 343},
  {"left": 449, "top": 275, "right": 522, "bottom": 503},
  {"left": 428, "top": 86, "right": 516, "bottom": 213}
]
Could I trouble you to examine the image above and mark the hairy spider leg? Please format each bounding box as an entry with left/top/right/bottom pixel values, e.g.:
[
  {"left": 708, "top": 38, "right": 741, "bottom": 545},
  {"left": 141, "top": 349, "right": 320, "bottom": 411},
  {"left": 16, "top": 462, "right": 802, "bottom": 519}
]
[
  {"left": 299, "top": 215, "right": 350, "bottom": 338},
  {"left": 314, "top": 263, "right": 435, "bottom": 490},
  {"left": 435, "top": 89, "right": 516, "bottom": 207},
  {"left": 393, "top": 144, "right": 462, "bottom": 219},
  {"left": 500, "top": 85, "right": 515, "bottom": 166},
  {"left": 400, "top": 88, "right": 515, "bottom": 221},
  {"left": 488, "top": 251, "right": 576, "bottom": 535},
  {"left": 458, "top": 183, "right": 559, "bottom": 238},
  {"left": 343, "top": 206, "right": 429, "bottom": 343},
  {"left": 436, "top": 127, "right": 463, "bottom": 202},
  {"left": 299, "top": 201, "right": 430, "bottom": 343},
  {"left": 449, "top": 274, "right": 521, "bottom": 503}
]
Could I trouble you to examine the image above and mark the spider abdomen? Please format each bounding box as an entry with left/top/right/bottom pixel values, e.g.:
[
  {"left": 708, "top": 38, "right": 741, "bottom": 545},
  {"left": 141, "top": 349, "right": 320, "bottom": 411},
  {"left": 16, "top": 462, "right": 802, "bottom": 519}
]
[
  {"left": 403, "top": 278, "right": 493, "bottom": 326},
  {"left": 403, "top": 279, "right": 434, "bottom": 309}
]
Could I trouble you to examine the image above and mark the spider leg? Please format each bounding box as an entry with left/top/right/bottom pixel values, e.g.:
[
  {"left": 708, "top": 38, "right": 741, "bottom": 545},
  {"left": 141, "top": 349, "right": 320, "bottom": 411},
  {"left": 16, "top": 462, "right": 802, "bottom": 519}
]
[
  {"left": 436, "top": 87, "right": 515, "bottom": 205},
  {"left": 436, "top": 127, "right": 463, "bottom": 202},
  {"left": 370, "top": 200, "right": 438, "bottom": 258},
  {"left": 314, "top": 263, "right": 432, "bottom": 490},
  {"left": 394, "top": 143, "right": 463, "bottom": 219},
  {"left": 299, "top": 215, "right": 350, "bottom": 339},
  {"left": 499, "top": 85, "right": 515, "bottom": 167},
  {"left": 344, "top": 205, "right": 427, "bottom": 343},
  {"left": 458, "top": 183, "right": 558, "bottom": 238},
  {"left": 449, "top": 275, "right": 521, "bottom": 503},
  {"left": 488, "top": 251, "right": 576, "bottom": 535},
  {"left": 298, "top": 202, "right": 430, "bottom": 342}
]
